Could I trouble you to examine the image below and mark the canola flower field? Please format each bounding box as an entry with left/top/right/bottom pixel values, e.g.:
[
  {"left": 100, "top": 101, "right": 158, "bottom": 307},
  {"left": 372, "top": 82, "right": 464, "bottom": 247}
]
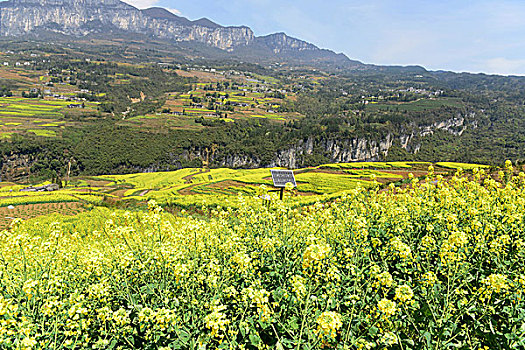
[
  {"left": 0, "top": 162, "right": 432, "bottom": 214},
  {"left": 0, "top": 162, "right": 441, "bottom": 227},
  {"left": 0, "top": 97, "right": 99, "bottom": 139},
  {"left": 1, "top": 163, "right": 525, "bottom": 349}
]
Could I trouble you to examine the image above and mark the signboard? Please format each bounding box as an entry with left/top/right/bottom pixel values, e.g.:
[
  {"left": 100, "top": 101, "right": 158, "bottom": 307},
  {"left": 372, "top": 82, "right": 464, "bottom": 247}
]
[{"left": 271, "top": 170, "right": 297, "bottom": 188}]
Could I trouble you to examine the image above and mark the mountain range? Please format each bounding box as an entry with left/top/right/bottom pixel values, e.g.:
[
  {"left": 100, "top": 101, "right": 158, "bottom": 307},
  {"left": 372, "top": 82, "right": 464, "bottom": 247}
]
[{"left": 0, "top": 0, "right": 362, "bottom": 68}]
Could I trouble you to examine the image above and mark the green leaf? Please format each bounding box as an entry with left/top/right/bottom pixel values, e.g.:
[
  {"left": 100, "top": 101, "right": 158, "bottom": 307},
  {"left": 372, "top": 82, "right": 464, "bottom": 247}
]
[
  {"left": 249, "top": 334, "right": 261, "bottom": 346},
  {"left": 422, "top": 331, "right": 432, "bottom": 347},
  {"left": 287, "top": 317, "right": 300, "bottom": 330},
  {"left": 108, "top": 340, "right": 118, "bottom": 350},
  {"left": 178, "top": 329, "right": 190, "bottom": 343}
]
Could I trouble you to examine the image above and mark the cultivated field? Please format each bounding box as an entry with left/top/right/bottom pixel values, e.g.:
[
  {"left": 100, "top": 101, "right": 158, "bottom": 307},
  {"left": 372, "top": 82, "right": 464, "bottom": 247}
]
[
  {"left": 0, "top": 66, "right": 99, "bottom": 138},
  {"left": 0, "top": 161, "right": 467, "bottom": 228},
  {"left": 0, "top": 162, "right": 523, "bottom": 349},
  {"left": 0, "top": 162, "right": 495, "bottom": 228}
]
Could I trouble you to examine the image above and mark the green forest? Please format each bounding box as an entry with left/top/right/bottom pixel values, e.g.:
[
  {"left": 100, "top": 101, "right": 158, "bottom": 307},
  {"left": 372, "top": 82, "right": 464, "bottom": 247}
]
[{"left": 0, "top": 38, "right": 525, "bottom": 182}]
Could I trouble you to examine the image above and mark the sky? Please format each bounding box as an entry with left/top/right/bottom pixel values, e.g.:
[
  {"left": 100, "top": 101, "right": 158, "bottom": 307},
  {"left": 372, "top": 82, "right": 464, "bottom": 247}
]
[{"left": 122, "top": 0, "right": 525, "bottom": 76}]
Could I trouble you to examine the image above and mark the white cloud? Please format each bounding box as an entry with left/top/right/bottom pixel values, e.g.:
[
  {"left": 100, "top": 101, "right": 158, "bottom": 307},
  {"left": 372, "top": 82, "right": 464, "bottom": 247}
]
[
  {"left": 167, "top": 8, "right": 181, "bottom": 16},
  {"left": 121, "top": 0, "right": 160, "bottom": 9},
  {"left": 121, "top": 1, "right": 182, "bottom": 15},
  {"left": 480, "top": 58, "right": 525, "bottom": 76}
]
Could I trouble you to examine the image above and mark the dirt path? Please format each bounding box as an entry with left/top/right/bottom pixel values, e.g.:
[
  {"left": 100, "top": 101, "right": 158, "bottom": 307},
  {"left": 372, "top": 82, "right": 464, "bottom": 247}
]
[{"left": 182, "top": 168, "right": 210, "bottom": 184}]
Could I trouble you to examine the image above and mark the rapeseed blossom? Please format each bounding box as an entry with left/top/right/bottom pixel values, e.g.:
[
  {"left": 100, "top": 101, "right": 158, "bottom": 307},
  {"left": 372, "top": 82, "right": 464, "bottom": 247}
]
[
  {"left": 390, "top": 237, "right": 412, "bottom": 259},
  {"left": 231, "top": 252, "right": 252, "bottom": 274},
  {"left": 302, "top": 242, "right": 331, "bottom": 269},
  {"left": 381, "top": 332, "right": 398, "bottom": 346},
  {"left": 316, "top": 311, "right": 342, "bottom": 339},
  {"left": 377, "top": 298, "right": 397, "bottom": 317},
  {"left": 20, "top": 337, "right": 37, "bottom": 350},
  {"left": 394, "top": 284, "right": 414, "bottom": 304},
  {"left": 0, "top": 161, "right": 523, "bottom": 348},
  {"left": 204, "top": 301, "right": 230, "bottom": 339},
  {"left": 483, "top": 274, "right": 509, "bottom": 293},
  {"left": 375, "top": 271, "right": 393, "bottom": 288},
  {"left": 22, "top": 280, "right": 38, "bottom": 300},
  {"left": 290, "top": 275, "right": 307, "bottom": 299},
  {"left": 420, "top": 271, "right": 438, "bottom": 287}
]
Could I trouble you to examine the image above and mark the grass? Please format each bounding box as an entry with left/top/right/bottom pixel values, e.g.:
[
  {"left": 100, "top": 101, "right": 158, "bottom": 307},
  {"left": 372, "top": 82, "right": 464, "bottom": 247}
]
[
  {"left": 101, "top": 168, "right": 201, "bottom": 189},
  {"left": 248, "top": 73, "right": 280, "bottom": 84},
  {"left": 0, "top": 132, "right": 13, "bottom": 139},
  {"left": 0, "top": 97, "right": 95, "bottom": 120},
  {"left": 250, "top": 114, "right": 286, "bottom": 121},
  {"left": 341, "top": 169, "right": 403, "bottom": 179},
  {"left": 39, "top": 122, "right": 65, "bottom": 127},
  {"left": 127, "top": 115, "right": 159, "bottom": 121},
  {"left": 294, "top": 172, "right": 373, "bottom": 193}
]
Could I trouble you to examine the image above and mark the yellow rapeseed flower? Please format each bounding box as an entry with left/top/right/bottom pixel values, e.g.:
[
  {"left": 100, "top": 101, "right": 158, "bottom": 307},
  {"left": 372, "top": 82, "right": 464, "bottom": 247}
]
[
  {"left": 377, "top": 298, "right": 397, "bottom": 317},
  {"left": 316, "top": 311, "right": 342, "bottom": 339},
  {"left": 394, "top": 284, "right": 414, "bottom": 303},
  {"left": 204, "top": 301, "right": 230, "bottom": 339},
  {"left": 302, "top": 243, "right": 331, "bottom": 269},
  {"left": 375, "top": 271, "right": 393, "bottom": 288},
  {"left": 483, "top": 274, "right": 509, "bottom": 293}
]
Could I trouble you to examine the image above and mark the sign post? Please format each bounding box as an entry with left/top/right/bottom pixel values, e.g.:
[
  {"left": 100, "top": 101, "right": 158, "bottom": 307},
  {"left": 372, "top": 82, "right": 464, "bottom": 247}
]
[{"left": 270, "top": 169, "right": 297, "bottom": 200}]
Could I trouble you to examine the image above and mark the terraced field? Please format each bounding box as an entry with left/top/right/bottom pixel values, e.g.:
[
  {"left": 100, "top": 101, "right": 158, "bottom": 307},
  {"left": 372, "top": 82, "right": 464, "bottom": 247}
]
[
  {"left": 124, "top": 78, "right": 300, "bottom": 129},
  {"left": 0, "top": 162, "right": 490, "bottom": 227},
  {"left": 0, "top": 97, "right": 98, "bottom": 138},
  {"left": 0, "top": 66, "right": 100, "bottom": 138}
]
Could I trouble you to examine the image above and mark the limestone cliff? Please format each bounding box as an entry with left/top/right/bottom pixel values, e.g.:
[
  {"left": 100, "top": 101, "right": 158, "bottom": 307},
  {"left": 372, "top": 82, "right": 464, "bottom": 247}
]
[
  {"left": 212, "top": 115, "right": 475, "bottom": 169},
  {"left": 0, "top": 0, "right": 253, "bottom": 50},
  {"left": 256, "top": 33, "right": 318, "bottom": 53},
  {"left": 0, "top": 0, "right": 357, "bottom": 61}
]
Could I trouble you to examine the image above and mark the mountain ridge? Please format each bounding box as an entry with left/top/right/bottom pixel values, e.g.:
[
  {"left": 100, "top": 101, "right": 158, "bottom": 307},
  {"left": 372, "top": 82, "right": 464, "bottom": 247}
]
[{"left": 0, "top": 0, "right": 363, "bottom": 68}]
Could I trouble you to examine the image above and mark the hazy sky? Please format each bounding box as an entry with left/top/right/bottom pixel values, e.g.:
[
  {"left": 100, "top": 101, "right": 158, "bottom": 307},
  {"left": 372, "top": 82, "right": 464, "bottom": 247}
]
[{"left": 123, "top": 0, "right": 525, "bottom": 76}]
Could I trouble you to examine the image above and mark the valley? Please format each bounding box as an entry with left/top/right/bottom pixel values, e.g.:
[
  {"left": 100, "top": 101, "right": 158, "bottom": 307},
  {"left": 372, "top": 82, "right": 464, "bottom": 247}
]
[
  {"left": 0, "top": 43, "right": 524, "bottom": 183},
  {"left": 0, "top": 1, "right": 524, "bottom": 348}
]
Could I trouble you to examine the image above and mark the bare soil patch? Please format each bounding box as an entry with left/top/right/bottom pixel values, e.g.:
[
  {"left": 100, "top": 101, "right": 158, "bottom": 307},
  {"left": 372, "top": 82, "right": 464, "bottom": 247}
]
[{"left": 0, "top": 202, "right": 84, "bottom": 228}]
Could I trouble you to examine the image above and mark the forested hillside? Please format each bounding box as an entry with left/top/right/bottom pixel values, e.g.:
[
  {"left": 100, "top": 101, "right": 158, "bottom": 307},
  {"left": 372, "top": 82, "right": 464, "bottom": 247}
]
[{"left": 0, "top": 37, "right": 524, "bottom": 182}]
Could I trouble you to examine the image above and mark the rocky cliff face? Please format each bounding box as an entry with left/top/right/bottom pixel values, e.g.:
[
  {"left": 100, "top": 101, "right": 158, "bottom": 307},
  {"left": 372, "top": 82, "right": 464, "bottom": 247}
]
[
  {"left": 212, "top": 115, "right": 475, "bottom": 169},
  {"left": 0, "top": 0, "right": 254, "bottom": 50},
  {"left": 264, "top": 136, "right": 393, "bottom": 169},
  {"left": 256, "top": 33, "right": 318, "bottom": 53},
  {"left": 0, "top": 115, "right": 474, "bottom": 179},
  {"left": 1, "top": 153, "right": 35, "bottom": 182},
  {"left": 0, "top": 0, "right": 352, "bottom": 56}
]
